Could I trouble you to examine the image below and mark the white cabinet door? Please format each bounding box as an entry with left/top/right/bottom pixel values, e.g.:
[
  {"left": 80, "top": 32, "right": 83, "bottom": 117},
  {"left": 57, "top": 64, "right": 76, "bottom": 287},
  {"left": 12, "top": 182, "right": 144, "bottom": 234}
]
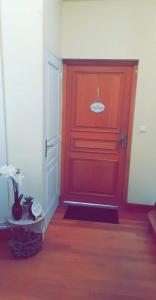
[{"left": 44, "top": 51, "right": 61, "bottom": 230}]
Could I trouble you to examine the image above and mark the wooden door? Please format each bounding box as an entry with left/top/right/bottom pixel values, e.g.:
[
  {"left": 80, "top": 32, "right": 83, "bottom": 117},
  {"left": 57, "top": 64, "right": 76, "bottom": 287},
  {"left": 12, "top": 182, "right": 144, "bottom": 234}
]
[
  {"left": 61, "top": 60, "right": 138, "bottom": 206},
  {"left": 44, "top": 51, "right": 62, "bottom": 229}
]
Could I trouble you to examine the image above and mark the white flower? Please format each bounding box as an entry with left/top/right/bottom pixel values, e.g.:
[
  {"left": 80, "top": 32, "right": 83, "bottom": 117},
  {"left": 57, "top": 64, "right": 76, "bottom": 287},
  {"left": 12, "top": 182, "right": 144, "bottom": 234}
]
[
  {"left": 13, "top": 173, "right": 24, "bottom": 186},
  {"left": 0, "top": 164, "right": 17, "bottom": 178},
  {"left": 0, "top": 165, "right": 24, "bottom": 186}
]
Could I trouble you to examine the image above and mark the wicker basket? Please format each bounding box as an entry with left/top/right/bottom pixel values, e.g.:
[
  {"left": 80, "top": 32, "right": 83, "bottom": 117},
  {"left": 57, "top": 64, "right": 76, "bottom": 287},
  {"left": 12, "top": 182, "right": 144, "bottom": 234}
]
[{"left": 9, "top": 232, "right": 42, "bottom": 258}]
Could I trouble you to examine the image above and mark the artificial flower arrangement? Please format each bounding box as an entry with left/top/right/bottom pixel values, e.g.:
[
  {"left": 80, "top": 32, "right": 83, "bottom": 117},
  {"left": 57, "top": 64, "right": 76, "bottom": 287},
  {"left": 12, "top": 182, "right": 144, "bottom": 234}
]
[
  {"left": 0, "top": 165, "right": 44, "bottom": 259},
  {"left": 0, "top": 164, "right": 43, "bottom": 222},
  {"left": 0, "top": 165, "right": 24, "bottom": 220}
]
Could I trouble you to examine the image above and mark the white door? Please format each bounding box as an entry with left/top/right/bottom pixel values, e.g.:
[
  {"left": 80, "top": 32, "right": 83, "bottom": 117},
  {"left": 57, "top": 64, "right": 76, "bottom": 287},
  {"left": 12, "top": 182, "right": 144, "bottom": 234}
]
[
  {"left": 0, "top": 45, "right": 7, "bottom": 226},
  {"left": 44, "top": 51, "right": 61, "bottom": 229}
]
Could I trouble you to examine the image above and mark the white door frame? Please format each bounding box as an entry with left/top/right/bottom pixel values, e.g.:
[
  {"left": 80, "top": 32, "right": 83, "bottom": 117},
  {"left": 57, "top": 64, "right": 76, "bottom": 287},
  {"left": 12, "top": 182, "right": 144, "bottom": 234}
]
[
  {"left": 0, "top": 42, "right": 8, "bottom": 227},
  {"left": 43, "top": 49, "right": 62, "bottom": 231}
]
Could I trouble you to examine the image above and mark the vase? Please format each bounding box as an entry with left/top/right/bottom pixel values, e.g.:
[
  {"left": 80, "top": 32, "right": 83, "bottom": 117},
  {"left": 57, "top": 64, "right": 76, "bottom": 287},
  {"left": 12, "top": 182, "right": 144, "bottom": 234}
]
[{"left": 12, "top": 201, "right": 23, "bottom": 220}]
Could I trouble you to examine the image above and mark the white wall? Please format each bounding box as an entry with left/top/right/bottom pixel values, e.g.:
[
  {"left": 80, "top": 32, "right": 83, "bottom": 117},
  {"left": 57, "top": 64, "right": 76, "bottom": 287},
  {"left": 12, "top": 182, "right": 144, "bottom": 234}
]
[
  {"left": 1, "top": 0, "right": 44, "bottom": 204},
  {"left": 0, "top": 0, "right": 62, "bottom": 219},
  {"left": 43, "top": 0, "right": 61, "bottom": 56},
  {"left": 62, "top": 0, "right": 156, "bottom": 205}
]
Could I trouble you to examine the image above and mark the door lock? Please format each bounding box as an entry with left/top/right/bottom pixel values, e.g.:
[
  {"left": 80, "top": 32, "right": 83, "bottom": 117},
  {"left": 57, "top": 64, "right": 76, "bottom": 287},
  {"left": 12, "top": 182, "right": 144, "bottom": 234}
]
[{"left": 120, "top": 132, "right": 128, "bottom": 149}]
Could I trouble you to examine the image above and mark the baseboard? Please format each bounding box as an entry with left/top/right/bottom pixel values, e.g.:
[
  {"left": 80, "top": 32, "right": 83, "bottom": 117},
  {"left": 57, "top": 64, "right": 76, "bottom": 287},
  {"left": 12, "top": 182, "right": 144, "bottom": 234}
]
[
  {"left": 127, "top": 200, "right": 155, "bottom": 206},
  {"left": 123, "top": 203, "right": 155, "bottom": 212}
]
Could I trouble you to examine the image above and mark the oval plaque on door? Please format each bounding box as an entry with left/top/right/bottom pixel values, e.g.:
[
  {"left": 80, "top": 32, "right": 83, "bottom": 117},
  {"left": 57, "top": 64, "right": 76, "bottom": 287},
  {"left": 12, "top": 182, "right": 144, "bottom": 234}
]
[{"left": 90, "top": 102, "right": 105, "bottom": 113}]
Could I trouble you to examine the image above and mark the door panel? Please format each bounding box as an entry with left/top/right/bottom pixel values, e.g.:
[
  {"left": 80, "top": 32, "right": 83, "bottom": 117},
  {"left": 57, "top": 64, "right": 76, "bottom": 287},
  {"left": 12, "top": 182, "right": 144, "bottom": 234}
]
[
  {"left": 61, "top": 61, "right": 137, "bottom": 206},
  {"left": 71, "top": 139, "right": 118, "bottom": 153},
  {"left": 74, "top": 71, "right": 123, "bottom": 128},
  {"left": 69, "top": 158, "right": 118, "bottom": 195}
]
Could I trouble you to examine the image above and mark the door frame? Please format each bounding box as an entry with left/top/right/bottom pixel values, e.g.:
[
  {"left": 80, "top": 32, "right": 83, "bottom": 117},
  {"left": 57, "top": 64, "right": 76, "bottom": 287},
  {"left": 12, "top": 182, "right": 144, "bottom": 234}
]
[
  {"left": 0, "top": 43, "right": 8, "bottom": 226},
  {"left": 43, "top": 49, "right": 62, "bottom": 231},
  {"left": 60, "top": 59, "right": 138, "bottom": 205}
]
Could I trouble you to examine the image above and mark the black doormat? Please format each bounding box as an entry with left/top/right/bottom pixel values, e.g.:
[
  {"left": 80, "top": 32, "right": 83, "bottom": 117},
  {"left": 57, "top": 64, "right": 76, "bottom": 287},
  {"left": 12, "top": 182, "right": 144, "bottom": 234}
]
[{"left": 64, "top": 204, "right": 119, "bottom": 224}]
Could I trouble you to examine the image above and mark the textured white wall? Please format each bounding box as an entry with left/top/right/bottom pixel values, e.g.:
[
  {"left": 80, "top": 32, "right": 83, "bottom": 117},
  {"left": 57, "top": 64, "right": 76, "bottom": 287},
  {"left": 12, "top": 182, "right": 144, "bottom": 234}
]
[
  {"left": 1, "top": 0, "right": 44, "bottom": 204},
  {"left": 62, "top": 0, "right": 156, "bottom": 205}
]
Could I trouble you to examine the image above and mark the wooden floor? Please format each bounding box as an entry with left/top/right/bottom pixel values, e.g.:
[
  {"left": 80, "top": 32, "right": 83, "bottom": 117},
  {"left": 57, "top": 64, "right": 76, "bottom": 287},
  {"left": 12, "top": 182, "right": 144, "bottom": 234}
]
[{"left": 0, "top": 207, "right": 156, "bottom": 300}]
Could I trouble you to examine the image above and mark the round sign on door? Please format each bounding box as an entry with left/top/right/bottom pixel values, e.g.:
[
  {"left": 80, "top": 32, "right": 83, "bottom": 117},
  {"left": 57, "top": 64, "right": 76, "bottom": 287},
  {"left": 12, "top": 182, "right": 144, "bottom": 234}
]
[{"left": 90, "top": 102, "right": 105, "bottom": 113}]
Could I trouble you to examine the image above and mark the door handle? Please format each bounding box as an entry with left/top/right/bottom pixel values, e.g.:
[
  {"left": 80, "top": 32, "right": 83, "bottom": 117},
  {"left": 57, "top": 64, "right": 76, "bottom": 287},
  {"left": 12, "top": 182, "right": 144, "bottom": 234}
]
[
  {"left": 119, "top": 132, "right": 128, "bottom": 149},
  {"left": 47, "top": 144, "right": 54, "bottom": 148},
  {"left": 45, "top": 139, "right": 55, "bottom": 157}
]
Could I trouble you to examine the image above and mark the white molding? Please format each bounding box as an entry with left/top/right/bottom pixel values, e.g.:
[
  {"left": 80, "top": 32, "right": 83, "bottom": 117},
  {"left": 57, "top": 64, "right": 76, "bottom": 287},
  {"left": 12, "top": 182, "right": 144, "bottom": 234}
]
[{"left": 127, "top": 200, "right": 154, "bottom": 206}]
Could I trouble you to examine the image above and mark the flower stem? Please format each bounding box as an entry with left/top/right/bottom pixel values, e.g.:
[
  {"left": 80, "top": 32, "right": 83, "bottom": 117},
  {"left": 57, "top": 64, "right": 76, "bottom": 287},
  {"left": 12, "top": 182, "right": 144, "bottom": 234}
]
[{"left": 11, "top": 177, "right": 19, "bottom": 202}]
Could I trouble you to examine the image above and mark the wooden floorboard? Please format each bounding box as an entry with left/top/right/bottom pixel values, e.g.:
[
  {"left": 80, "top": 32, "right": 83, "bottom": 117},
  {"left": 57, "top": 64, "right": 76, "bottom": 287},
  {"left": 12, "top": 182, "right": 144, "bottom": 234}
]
[{"left": 0, "top": 207, "right": 156, "bottom": 300}]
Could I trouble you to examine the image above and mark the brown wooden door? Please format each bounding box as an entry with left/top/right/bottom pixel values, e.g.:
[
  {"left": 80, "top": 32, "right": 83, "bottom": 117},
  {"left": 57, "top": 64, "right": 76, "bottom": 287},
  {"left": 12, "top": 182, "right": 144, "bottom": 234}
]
[{"left": 61, "top": 60, "right": 138, "bottom": 206}]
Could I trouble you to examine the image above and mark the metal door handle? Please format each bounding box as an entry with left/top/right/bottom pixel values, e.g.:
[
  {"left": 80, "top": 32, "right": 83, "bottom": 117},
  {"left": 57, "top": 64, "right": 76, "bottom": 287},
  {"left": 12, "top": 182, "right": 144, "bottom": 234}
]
[
  {"left": 120, "top": 132, "right": 128, "bottom": 149},
  {"left": 47, "top": 144, "right": 54, "bottom": 148},
  {"left": 45, "top": 139, "right": 55, "bottom": 157}
]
